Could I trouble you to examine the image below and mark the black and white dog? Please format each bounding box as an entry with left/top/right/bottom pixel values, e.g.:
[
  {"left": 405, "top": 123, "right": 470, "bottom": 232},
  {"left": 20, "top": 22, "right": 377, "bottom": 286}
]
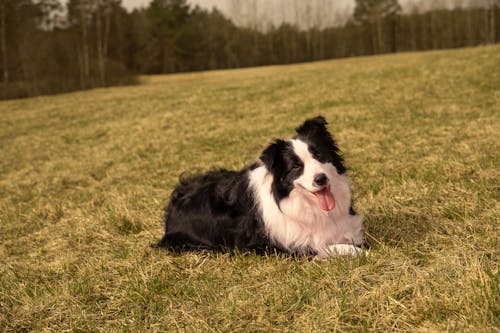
[{"left": 158, "top": 116, "right": 364, "bottom": 258}]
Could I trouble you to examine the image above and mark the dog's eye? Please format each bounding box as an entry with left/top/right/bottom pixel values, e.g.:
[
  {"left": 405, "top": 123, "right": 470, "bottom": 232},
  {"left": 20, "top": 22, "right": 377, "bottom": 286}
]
[
  {"left": 291, "top": 163, "right": 302, "bottom": 171},
  {"left": 310, "top": 148, "right": 322, "bottom": 159}
]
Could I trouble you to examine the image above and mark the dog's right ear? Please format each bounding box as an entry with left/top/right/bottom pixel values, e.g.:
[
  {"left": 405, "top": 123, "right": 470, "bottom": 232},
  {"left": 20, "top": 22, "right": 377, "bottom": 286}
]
[{"left": 259, "top": 139, "right": 287, "bottom": 174}]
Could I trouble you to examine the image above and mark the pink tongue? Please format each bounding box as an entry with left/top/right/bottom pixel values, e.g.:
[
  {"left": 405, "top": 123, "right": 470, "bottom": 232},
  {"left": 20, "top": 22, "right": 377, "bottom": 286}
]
[{"left": 314, "top": 185, "right": 335, "bottom": 211}]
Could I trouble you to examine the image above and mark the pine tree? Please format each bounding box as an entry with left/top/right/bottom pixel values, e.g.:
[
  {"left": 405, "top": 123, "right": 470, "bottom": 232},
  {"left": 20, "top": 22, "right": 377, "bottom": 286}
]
[{"left": 353, "top": 0, "right": 401, "bottom": 53}]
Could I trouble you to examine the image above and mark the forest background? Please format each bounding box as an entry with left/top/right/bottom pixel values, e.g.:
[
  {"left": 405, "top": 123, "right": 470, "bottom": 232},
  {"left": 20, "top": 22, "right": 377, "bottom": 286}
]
[{"left": 1, "top": 0, "right": 499, "bottom": 100}]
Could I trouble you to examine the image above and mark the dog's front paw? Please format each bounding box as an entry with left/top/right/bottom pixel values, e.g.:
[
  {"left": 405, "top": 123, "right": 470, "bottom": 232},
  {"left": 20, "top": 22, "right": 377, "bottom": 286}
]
[{"left": 315, "top": 244, "right": 364, "bottom": 259}]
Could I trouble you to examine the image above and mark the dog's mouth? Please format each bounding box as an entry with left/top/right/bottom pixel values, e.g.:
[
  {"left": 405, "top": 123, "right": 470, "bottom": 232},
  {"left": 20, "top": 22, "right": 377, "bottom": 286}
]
[{"left": 313, "top": 185, "right": 335, "bottom": 211}]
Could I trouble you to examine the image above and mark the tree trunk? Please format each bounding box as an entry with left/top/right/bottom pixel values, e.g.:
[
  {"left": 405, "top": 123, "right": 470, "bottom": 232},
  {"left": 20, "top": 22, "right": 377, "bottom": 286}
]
[
  {"left": 490, "top": 1, "right": 496, "bottom": 44},
  {"left": 80, "top": 0, "right": 90, "bottom": 88},
  {"left": 391, "top": 16, "right": 397, "bottom": 52},
  {"left": 376, "top": 19, "right": 383, "bottom": 53},
  {"left": 77, "top": 44, "right": 85, "bottom": 89},
  {"left": 96, "top": 0, "right": 105, "bottom": 86},
  {"left": 103, "top": 0, "right": 111, "bottom": 60},
  {"left": 0, "top": 0, "right": 8, "bottom": 84}
]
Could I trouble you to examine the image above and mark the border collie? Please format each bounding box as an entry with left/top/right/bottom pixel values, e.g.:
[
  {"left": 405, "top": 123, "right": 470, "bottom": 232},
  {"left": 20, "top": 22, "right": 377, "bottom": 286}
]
[{"left": 158, "top": 116, "right": 364, "bottom": 258}]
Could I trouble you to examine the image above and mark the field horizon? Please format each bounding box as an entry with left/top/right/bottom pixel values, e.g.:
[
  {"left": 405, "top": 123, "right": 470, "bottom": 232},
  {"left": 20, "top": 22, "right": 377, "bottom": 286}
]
[{"left": 1, "top": 45, "right": 499, "bottom": 332}]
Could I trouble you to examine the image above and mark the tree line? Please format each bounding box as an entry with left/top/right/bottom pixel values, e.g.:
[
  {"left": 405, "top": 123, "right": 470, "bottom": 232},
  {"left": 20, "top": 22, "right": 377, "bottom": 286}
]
[{"left": 0, "top": 0, "right": 498, "bottom": 100}]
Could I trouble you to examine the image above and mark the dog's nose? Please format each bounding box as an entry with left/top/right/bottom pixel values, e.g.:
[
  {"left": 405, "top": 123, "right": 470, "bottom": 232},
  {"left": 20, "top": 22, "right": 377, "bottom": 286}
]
[{"left": 313, "top": 173, "right": 328, "bottom": 187}]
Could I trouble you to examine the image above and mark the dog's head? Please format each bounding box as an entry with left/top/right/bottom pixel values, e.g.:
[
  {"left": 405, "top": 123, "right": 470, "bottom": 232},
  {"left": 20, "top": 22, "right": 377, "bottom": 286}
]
[{"left": 259, "top": 116, "right": 346, "bottom": 212}]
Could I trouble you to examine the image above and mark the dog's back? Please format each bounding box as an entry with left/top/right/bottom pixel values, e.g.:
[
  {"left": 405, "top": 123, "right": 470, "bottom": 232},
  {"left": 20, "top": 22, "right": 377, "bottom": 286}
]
[{"left": 159, "top": 168, "right": 271, "bottom": 251}]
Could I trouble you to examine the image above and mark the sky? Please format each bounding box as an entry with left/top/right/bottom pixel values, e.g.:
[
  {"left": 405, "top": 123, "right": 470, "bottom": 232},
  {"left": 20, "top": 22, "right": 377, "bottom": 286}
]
[
  {"left": 112, "top": 0, "right": 485, "bottom": 29},
  {"left": 123, "top": 0, "right": 354, "bottom": 28},
  {"left": 120, "top": 0, "right": 473, "bottom": 12}
]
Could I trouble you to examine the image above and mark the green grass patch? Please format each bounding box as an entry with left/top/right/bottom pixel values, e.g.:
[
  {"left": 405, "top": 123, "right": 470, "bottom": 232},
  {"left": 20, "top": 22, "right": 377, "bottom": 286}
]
[{"left": 1, "top": 46, "right": 499, "bottom": 331}]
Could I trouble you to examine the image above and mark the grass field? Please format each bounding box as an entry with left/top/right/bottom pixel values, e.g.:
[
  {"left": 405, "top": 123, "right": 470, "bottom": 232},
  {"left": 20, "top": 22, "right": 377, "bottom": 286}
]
[{"left": 1, "top": 45, "right": 499, "bottom": 332}]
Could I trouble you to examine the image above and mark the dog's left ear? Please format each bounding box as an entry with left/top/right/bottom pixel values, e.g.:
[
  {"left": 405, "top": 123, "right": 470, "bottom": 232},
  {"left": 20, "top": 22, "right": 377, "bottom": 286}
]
[{"left": 295, "top": 116, "right": 328, "bottom": 137}]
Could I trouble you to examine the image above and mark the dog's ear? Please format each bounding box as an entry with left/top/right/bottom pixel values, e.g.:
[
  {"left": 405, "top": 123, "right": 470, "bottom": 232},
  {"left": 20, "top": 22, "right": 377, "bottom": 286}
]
[
  {"left": 259, "top": 139, "right": 287, "bottom": 174},
  {"left": 295, "top": 116, "right": 328, "bottom": 137},
  {"left": 295, "top": 115, "right": 346, "bottom": 174}
]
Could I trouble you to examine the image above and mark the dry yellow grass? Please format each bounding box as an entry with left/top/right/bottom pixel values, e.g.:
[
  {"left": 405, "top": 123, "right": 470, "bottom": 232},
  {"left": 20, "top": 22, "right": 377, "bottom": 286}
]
[{"left": 0, "top": 45, "right": 499, "bottom": 332}]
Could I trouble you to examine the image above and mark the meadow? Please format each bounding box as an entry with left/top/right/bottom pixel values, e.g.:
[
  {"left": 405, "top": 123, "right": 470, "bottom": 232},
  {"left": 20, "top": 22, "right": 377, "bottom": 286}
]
[{"left": 0, "top": 45, "right": 498, "bottom": 332}]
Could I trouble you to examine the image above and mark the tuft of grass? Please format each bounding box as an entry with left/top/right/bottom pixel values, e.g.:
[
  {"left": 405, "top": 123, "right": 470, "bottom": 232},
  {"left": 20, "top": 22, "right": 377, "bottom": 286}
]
[{"left": 1, "top": 45, "right": 499, "bottom": 332}]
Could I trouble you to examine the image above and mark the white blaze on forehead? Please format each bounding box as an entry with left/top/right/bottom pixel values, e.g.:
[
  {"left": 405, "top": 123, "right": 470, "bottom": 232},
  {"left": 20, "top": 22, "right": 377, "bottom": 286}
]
[{"left": 290, "top": 139, "right": 313, "bottom": 162}]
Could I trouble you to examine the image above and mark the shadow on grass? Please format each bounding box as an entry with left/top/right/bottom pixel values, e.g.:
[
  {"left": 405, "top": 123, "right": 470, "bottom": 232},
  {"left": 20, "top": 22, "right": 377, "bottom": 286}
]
[
  {"left": 364, "top": 209, "right": 437, "bottom": 249},
  {"left": 150, "top": 240, "right": 310, "bottom": 260}
]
